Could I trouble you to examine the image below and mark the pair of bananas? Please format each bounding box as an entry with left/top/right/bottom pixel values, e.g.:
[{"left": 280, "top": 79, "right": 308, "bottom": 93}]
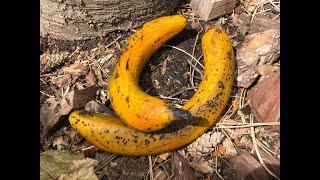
[{"left": 69, "top": 15, "right": 235, "bottom": 156}]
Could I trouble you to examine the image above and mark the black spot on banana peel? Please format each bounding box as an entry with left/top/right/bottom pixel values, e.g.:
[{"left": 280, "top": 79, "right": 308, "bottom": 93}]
[
  {"left": 108, "top": 15, "right": 188, "bottom": 132},
  {"left": 69, "top": 27, "right": 235, "bottom": 156}
]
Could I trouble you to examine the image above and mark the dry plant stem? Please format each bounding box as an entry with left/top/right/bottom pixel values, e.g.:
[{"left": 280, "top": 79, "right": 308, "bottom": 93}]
[
  {"left": 149, "top": 156, "right": 154, "bottom": 180},
  {"left": 249, "top": 114, "right": 280, "bottom": 180},
  {"left": 167, "top": 86, "right": 198, "bottom": 98},
  {"left": 168, "top": 173, "right": 175, "bottom": 180},
  {"left": 256, "top": 141, "right": 274, "bottom": 157},
  {"left": 40, "top": 91, "right": 54, "bottom": 98},
  {"left": 95, "top": 154, "right": 117, "bottom": 172},
  {"left": 158, "top": 95, "right": 189, "bottom": 102},
  {"left": 164, "top": 45, "right": 204, "bottom": 76},
  {"left": 105, "top": 35, "right": 122, "bottom": 48},
  {"left": 257, "top": 139, "right": 278, "bottom": 156},
  {"left": 217, "top": 122, "right": 280, "bottom": 129},
  {"left": 160, "top": 162, "right": 170, "bottom": 178},
  {"left": 267, "top": 0, "right": 280, "bottom": 10},
  {"left": 190, "top": 28, "right": 203, "bottom": 87},
  {"left": 92, "top": 58, "right": 109, "bottom": 75},
  {"left": 191, "top": 55, "right": 203, "bottom": 86}
]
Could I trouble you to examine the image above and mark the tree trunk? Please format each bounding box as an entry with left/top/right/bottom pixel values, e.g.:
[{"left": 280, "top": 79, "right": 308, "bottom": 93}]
[{"left": 40, "top": 0, "right": 180, "bottom": 40}]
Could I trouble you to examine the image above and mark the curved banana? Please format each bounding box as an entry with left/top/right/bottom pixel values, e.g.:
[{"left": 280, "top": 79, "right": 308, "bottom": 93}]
[
  {"left": 108, "top": 15, "right": 195, "bottom": 132},
  {"left": 69, "top": 27, "right": 235, "bottom": 156}
]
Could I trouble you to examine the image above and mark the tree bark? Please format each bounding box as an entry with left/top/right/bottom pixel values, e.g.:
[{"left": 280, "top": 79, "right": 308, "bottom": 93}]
[{"left": 40, "top": 0, "right": 180, "bottom": 40}]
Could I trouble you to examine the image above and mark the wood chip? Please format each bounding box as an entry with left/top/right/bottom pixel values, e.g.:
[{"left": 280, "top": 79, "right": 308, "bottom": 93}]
[
  {"left": 190, "top": 0, "right": 237, "bottom": 21},
  {"left": 248, "top": 70, "right": 280, "bottom": 122},
  {"left": 236, "top": 28, "right": 280, "bottom": 88}
]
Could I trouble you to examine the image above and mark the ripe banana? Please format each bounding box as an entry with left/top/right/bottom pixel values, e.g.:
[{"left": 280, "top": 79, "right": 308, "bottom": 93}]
[
  {"left": 108, "top": 15, "right": 196, "bottom": 132},
  {"left": 69, "top": 27, "right": 235, "bottom": 156}
]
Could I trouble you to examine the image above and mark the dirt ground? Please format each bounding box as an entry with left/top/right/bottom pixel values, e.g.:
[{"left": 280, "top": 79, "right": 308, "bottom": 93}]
[{"left": 40, "top": 2, "right": 280, "bottom": 180}]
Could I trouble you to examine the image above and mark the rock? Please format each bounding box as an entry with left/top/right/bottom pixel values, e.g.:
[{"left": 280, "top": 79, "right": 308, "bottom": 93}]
[
  {"left": 190, "top": 0, "right": 237, "bottom": 21},
  {"left": 248, "top": 70, "right": 280, "bottom": 122}
]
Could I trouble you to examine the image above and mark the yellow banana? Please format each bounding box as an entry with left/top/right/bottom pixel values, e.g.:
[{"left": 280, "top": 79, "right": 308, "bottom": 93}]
[
  {"left": 69, "top": 27, "right": 235, "bottom": 156},
  {"left": 107, "top": 15, "right": 198, "bottom": 132}
]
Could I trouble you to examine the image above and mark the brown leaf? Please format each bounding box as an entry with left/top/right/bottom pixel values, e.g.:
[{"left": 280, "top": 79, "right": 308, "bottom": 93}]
[
  {"left": 171, "top": 152, "right": 197, "bottom": 180},
  {"left": 53, "top": 136, "right": 68, "bottom": 150},
  {"left": 254, "top": 64, "right": 279, "bottom": 76},
  {"left": 52, "top": 74, "right": 72, "bottom": 88},
  {"left": 40, "top": 86, "right": 99, "bottom": 138},
  {"left": 230, "top": 152, "right": 271, "bottom": 180},
  {"left": 86, "top": 71, "right": 97, "bottom": 86},
  {"left": 71, "top": 86, "right": 99, "bottom": 110},
  {"left": 248, "top": 70, "right": 280, "bottom": 122},
  {"left": 40, "top": 97, "right": 63, "bottom": 137},
  {"left": 62, "top": 63, "right": 87, "bottom": 76},
  {"left": 84, "top": 100, "right": 115, "bottom": 116}
]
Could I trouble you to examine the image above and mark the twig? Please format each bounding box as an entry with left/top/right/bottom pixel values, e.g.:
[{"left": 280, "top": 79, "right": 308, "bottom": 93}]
[
  {"left": 164, "top": 45, "right": 204, "bottom": 77},
  {"left": 257, "top": 139, "right": 278, "bottom": 156},
  {"left": 249, "top": 114, "right": 280, "bottom": 180},
  {"left": 105, "top": 35, "right": 122, "bottom": 49},
  {"left": 167, "top": 87, "right": 198, "bottom": 98},
  {"left": 267, "top": 0, "right": 280, "bottom": 10},
  {"left": 40, "top": 91, "right": 54, "bottom": 98},
  {"left": 159, "top": 95, "right": 189, "bottom": 102},
  {"left": 190, "top": 28, "right": 203, "bottom": 87},
  {"left": 167, "top": 173, "right": 175, "bottom": 180},
  {"left": 149, "top": 156, "right": 154, "bottom": 180},
  {"left": 217, "top": 122, "right": 280, "bottom": 129},
  {"left": 95, "top": 154, "right": 117, "bottom": 172}
]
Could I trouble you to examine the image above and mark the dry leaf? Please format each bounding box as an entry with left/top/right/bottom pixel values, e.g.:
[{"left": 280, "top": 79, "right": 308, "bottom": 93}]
[
  {"left": 230, "top": 152, "right": 271, "bottom": 180},
  {"left": 40, "top": 97, "right": 62, "bottom": 137},
  {"left": 84, "top": 100, "right": 115, "bottom": 115},
  {"left": 248, "top": 70, "right": 280, "bottom": 122},
  {"left": 62, "top": 64, "right": 87, "bottom": 76},
  {"left": 40, "top": 150, "right": 98, "bottom": 180},
  {"left": 52, "top": 74, "right": 72, "bottom": 88},
  {"left": 58, "top": 158, "right": 98, "bottom": 180},
  {"left": 171, "top": 152, "right": 197, "bottom": 180},
  {"left": 40, "top": 86, "right": 99, "bottom": 138},
  {"left": 53, "top": 136, "right": 68, "bottom": 150},
  {"left": 86, "top": 71, "right": 97, "bottom": 86}
]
